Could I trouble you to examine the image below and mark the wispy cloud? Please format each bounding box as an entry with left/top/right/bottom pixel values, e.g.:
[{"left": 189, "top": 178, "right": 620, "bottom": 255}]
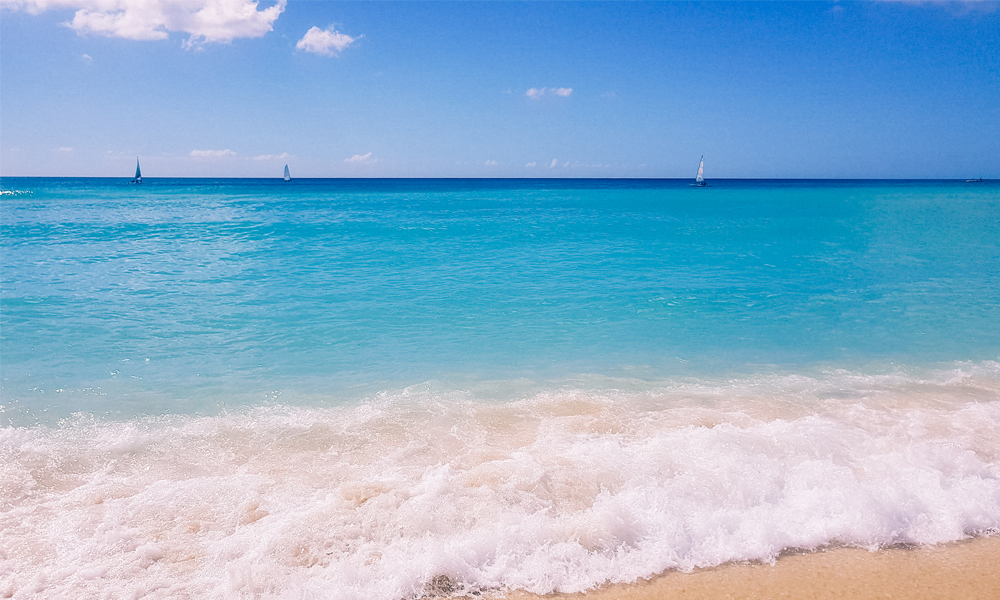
[
  {"left": 525, "top": 162, "right": 537, "bottom": 168},
  {"left": 345, "top": 152, "right": 374, "bottom": 163},
  {"left": 80, "top": 53, "right": 92, "bottom": 64},
  {"left": 846, "top": 1, "right": 995, "bottom": 16},
  {"left": 527, "top": 87, "right": 573, "bottom": 99},
  {"left": 877, "top": 0, "right": 991, "bottom": 3},
  {"left": 296, "top": 25, "right": 357, "bottom": 56},
  {"left": 484, "top": 160, "right": 498, "bottom": 166},
  {"left": 190, "top": 149, "right": 236, "bottom": 157},
  {"left": 253, "top": 152, "right": 290, "bottom": 161},
  {"left": 549, "top": 158, "right": 559, "bottom": 169},
  {"left": 55, "top": 146, "right": 73, "bottom": 152},
  {"left": 3, "top": 0, "right": 286, "bottom": 48}
]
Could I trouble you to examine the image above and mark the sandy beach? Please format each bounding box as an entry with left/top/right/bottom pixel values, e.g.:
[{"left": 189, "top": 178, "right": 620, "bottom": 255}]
[{"left": 504, "top": 536, "right": 1000, "bottom": 600}]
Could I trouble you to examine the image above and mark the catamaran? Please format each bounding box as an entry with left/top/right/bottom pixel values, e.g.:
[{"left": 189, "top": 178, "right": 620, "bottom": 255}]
[
  {"left": 132, "top": 158, "right": 142, "bottom": 184},
  {"left": 691, "top": 155, "right": 706, "bottom": 187},
  {"left": 284, "top": 164, "right": 291, "bottom": 181}
]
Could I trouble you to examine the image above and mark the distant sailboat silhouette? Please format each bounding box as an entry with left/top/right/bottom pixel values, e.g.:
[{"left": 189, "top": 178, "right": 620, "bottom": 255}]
[
  {"left": 284, "top": 164, "right": 290, "bottom": 182},
  {"left": 131, "top": 158, "right": 142, "bottom": 184},
  {"left": 690, "top": 155, "right": 706, "bottom": 187}
]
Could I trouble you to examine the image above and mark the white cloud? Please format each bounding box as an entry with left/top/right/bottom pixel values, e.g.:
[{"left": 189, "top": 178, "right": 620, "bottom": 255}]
[
  {"left": 80, "top": 53, "right": 92, "bottom": 63},
  {"left": 2, "top": 0, "right": 286, "bottom": 47},
  {"left": 527, "top": 87, "right": 573, "bottom": 99},
  {"left": 190, "top": 148, "right": 236, "bottom": 157},
  {"left": 843, "top": 1, "right": 995, "bottom": 16},
  {"left": 55, "top": 146, "right": 73, "bottom": 152},
  {"left": 484, "top": 160, "right": 497, "bottom": 166},
  {"left": 549, "top": 158, "right": 558, "bottom": 169},
  {"left": 525, "top": 162, "right": 537, "bottom": 168},
  {"left": 296, "top": 25, "right": 356, "bottom": 56},
  {"left": 345, "top": 152, "right": 373, "bottom": 163},
  {"left": 252, "top": 152, "right": 290, "bottom": 160}
]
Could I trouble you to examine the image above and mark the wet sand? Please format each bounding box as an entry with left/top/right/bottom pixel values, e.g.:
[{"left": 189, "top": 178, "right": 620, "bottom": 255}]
[{"left": 503, "top": 536, "right": 999, "bottom": 600}]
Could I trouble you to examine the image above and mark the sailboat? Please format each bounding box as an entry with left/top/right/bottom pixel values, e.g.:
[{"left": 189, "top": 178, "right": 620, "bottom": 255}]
[
  {"left": 131, "top": 158, "right": 142, "bottom": 184},
  {"left": 284, "top": 164, "right": 290, "bottom": 182},
  {"left": 691, "top": 155, "right": 706, "bottom": 187}
]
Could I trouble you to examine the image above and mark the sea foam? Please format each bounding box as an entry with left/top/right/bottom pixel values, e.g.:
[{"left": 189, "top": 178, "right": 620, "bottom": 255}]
[{"left": 2, "top": 364, "right": 999, "bottom": 599}]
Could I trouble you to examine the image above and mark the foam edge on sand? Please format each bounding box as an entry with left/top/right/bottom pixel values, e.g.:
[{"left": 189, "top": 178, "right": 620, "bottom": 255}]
[{"left": 500, "top": 535, "right": 1000, "bottom": 600}]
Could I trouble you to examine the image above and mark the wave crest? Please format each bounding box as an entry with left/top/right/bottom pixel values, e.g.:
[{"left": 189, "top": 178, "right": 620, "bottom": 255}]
[{"left": 3, "top": 365, "right": 1000, "bottom": 598}]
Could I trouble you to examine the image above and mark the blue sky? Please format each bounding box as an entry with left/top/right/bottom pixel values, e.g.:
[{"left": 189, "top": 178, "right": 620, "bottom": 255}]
[{"left": 1, "top": 1, "right": 998, "bottom": 178}]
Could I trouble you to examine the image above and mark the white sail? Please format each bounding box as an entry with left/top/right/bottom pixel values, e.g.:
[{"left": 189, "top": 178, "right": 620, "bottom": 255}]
[
  {"left": 134, "top": 158, "right": 142, "bottom": 183},
  {"left": 695, "top": 155, "right": 704, "bottom": 183},
  {"left": 284, "top": 165, "right": 290, "bottom": 181}
]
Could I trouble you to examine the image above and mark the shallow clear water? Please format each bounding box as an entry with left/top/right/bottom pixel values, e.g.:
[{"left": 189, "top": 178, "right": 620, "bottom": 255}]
[
  {"left": 3, "top": 178, "right": 998, "bottom": 419},
  {"left": 1, "top": 178, "right": 998, "bottom": 598}
]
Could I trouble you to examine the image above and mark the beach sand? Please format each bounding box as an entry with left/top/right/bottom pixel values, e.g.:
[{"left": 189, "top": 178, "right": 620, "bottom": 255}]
[{"left": 502, "top": 536, "right": 999, "bottom": 600}]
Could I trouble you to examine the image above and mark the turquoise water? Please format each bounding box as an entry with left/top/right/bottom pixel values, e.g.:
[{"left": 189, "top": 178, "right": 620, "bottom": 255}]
[
  {"left": 3, "top": 178, "right": 998, "bottom": 419},
  {"left": 2, "top": 178, "right": 999, "bottom": 598}
]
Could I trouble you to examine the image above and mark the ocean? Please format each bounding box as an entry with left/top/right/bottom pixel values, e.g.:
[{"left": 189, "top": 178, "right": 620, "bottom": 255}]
[{"left": 1, "top": 178, "right": 998, "bottom": 598}]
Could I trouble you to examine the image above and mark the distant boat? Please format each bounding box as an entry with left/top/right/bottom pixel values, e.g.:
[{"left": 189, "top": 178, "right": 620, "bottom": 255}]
[
  {"left": 131, "top": 158, "right": 142, "bottom": 184},
  {"left": 690, "top": 155, "right": 706, "bottom": 187},
  {"left": 284, "top": 165, "right": 290, "bottom": 182},
  {"left": 966, "top": 177, "right": 983, "bottom": 183}
]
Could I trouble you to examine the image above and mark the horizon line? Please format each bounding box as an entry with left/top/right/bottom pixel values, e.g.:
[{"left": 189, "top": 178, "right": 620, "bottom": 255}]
[{"left": 1, "top": 176, "right": 992, "bottom": 182}]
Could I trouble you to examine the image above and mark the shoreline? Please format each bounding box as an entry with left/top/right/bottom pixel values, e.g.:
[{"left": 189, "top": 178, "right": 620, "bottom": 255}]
[{"left": 502, "top": 535, "right": 1000, "bottom": 600}]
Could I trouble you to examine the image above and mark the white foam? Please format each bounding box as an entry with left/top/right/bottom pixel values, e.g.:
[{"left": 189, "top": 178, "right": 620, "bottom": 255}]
[{"left": 2, "top": 364, "right": 999, "bottom": 598}]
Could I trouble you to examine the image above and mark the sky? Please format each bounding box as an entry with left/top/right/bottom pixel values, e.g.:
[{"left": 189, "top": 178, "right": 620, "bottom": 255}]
[{"left": 1, "top": 1, "right": 998, "bottom": 179}]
